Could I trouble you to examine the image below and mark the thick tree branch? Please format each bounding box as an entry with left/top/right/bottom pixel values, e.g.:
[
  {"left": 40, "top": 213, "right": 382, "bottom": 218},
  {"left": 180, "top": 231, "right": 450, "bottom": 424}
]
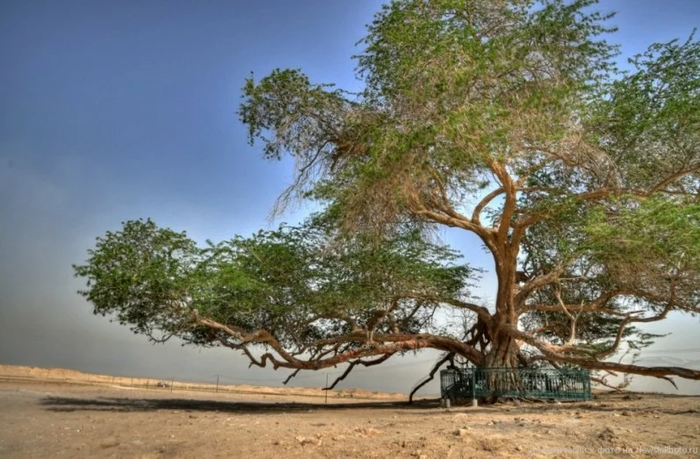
[
  {"left": 507, "top": 326, "right": 700, "bottom": 381},
  {"left": 514, "top": 264, "right": 568, "bottom": 306},
  {"left": 649, "top": 163, "right": 700, "bottom": 194},
  {"left": 197, "top": 312, "right": 485, "bottom": 370},
  {"left": 521, "top": 289, "right": 624, "bottom": 313},
  {"left": 413, "top": 207, "right": 496, "bottom": 248},
  {"left": 489, "top": 161, "right": 517, "bottom": 245},
  {"left": 593, "top": 284, "right": 677, "bottom": 360},
  {"left": 472, "top": 188, "right": 505, "bottom": 225}
]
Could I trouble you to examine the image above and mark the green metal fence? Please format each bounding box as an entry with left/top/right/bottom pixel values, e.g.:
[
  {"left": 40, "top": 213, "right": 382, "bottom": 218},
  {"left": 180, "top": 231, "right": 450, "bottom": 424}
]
[{"left": 440, "top": 367, "right": 592, "bottom": 401}]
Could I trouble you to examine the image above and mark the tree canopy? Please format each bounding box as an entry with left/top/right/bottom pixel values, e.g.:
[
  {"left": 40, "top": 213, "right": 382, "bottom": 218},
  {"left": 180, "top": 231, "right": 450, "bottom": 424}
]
[{"left": 76, "top": 0, "right": 700, "bottom": 393}]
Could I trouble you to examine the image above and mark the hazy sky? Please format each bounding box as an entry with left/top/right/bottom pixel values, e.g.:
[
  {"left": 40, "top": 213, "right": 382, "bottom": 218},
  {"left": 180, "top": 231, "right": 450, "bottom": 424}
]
[{"left": 1, "top": 0, "right": 699, "bottom": 396}]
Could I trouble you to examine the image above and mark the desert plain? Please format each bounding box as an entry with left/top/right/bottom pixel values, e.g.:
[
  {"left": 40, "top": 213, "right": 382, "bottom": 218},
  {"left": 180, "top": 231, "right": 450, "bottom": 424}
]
[{"left": 0, "top": 365, "right": 699, "bottom": 458}]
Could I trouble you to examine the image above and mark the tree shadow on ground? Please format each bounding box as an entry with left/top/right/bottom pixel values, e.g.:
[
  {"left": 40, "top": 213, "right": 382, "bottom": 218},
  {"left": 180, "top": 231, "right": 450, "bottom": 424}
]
[
  {"left": 40, "top": 393, "right": 699, "bottom": 416},
  {"left": 40, "top": 396, "right": 438, "bottom": 414}
]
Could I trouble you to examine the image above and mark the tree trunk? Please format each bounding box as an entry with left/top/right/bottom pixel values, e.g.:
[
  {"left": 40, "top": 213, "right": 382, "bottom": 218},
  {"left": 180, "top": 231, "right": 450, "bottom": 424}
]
[
  {"left": 481, "top": 330, "right": 521, "bottom": 403},
  {"left": 484, "top": 330, "right": 519, "bottom": 368},
  {"left": 486, "top": 243, "right": 520, "bottom": 369},
  {"left": 478, "top": 241, "right": 523, "bottom": 405}
]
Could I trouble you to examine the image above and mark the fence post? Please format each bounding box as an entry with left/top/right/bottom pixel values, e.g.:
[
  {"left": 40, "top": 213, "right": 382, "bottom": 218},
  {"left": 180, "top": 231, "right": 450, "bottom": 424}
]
[
  {"left": 171, "top": 376, "right": 174, "bottom": 393},
  {"left": 216, "top": 375, "right": 219, "bottom": 393},
  {"left": 471, "top": 370, "right": 477, "bottom": 407},
  {"left": 325, "top": 374, "right": 329, "bottom": 404}
]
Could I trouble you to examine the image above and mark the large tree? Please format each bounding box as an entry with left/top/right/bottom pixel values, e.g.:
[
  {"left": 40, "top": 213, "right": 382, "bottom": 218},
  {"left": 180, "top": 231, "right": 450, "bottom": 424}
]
[{"left": 75, "top": 0, "right": 700, "bottom": 392}]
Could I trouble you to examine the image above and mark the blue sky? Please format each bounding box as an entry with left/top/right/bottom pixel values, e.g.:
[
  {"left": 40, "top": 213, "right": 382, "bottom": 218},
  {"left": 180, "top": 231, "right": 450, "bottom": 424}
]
[{"left": 1, "top": 0, "right": 699, "bottom": 394}]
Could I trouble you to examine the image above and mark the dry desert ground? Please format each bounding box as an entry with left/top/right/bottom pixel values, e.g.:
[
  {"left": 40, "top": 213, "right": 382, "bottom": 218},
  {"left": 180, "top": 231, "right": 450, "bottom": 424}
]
[{"left": 0, "top": 365, "right": 699, "bottom": 458}]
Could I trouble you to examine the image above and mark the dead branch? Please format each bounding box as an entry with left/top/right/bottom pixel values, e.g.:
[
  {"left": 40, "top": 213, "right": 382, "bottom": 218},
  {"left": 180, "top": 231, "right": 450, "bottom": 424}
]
[
  {"left": 324, "top": 354, "right": 393, "bottom": 390},
  {"left": 408, "top": 353, "right": 454, "bottom": 404}
]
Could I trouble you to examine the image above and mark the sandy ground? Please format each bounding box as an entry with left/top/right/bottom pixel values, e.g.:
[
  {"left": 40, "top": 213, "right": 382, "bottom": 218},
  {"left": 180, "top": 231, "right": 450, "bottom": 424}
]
[{"left": 0, "top": 369, "right": 699, "bottom": 458}]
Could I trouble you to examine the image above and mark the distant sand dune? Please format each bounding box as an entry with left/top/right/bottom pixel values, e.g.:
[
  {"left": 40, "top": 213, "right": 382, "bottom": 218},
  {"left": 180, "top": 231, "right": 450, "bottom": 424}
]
[{"left": 0, "top": 364, "right": 408, "bottom": 401}]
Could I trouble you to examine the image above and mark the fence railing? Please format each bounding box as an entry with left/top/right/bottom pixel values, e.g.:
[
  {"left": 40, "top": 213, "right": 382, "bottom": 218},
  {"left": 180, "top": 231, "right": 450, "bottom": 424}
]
[{"left": 440, "top": 367, "right": 592, "bottom": 401}]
